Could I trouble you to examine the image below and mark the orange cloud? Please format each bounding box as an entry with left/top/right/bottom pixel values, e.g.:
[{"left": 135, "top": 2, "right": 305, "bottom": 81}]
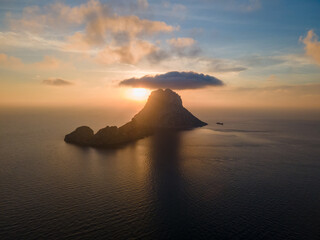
[
  {"left": 300, "top": 30, "right": 320, "bottom": 66},
  {"left": 0, "top": 53, "right": 24, "bottom": 67},
  {"left": 64, "top": 32, "right": 92, "bottom": 51},
  {"left": 8, "top": 0, "right": 104, "bottom": 32},
  {"left": 7, "top": 0, "right": 177, "bottom": 66},
  {"left": 0, "top": 32, "right": 63, "bottom": 51},
  {"left": 82, "top": 15, "right": 175, "bottom": 46},
  {"left": 8, "top": 0, "right": 175, "bottom": 41},
  {"left": 0, "top": 53, "right": 67, "bottom": 70},
  {"left": 33, "top": 56, "right": 63, "bottom": 70}
]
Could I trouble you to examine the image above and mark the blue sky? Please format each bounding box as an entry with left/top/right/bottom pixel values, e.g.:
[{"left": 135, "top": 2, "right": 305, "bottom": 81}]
[
  {"left": 0, "top": 0, "right": 319, "bottom": 108},
  {"left": 1, "top": 0, "right": 319, "bottom": 54}
]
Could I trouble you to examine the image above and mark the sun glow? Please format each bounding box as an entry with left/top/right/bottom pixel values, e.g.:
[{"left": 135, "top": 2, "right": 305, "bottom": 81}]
[{"left": 128, "top": 88, "right": 151, "bottom": 101}]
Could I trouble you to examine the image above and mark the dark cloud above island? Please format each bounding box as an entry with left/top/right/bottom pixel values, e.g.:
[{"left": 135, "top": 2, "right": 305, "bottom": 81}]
[
  {"left": 42, "top": 78, "right": 73, "bottom": 86},
  {"left": 119, "top": 71, "right": 224, "bottom": 90}
]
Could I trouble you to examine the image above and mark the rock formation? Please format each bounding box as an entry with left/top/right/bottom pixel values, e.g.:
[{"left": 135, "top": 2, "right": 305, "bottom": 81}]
[
  {"left": 64, "top": 89, "right": 207, "bottom": 147},
  {"left": 64, "top": 126, "right": 94, "bottom": 145}
]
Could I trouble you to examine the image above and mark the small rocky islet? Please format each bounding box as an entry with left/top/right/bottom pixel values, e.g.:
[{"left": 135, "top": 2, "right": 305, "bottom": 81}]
[{"left": 64, "top": 88, "right": 207, "bottom": 147}]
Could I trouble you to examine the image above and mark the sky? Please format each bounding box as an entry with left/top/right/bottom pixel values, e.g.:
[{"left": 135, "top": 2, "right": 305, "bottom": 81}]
[{"left": 0, "top": 0, "right": 320, "bottom": 109}]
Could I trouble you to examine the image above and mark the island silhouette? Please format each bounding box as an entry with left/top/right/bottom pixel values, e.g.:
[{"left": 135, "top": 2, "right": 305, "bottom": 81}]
[{"left": 64, "top": 89, "right": 207, "bottom": 147}]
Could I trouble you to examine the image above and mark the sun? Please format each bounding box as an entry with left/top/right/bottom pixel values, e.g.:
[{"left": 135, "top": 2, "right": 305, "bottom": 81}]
[{"left": 127, "top": 88, "right": 151, "bottom": 101}]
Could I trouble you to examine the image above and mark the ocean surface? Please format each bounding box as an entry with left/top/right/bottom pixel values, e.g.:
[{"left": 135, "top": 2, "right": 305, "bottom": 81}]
[{"left": 1, "top": 107, "right": 320, "bottom": 240}]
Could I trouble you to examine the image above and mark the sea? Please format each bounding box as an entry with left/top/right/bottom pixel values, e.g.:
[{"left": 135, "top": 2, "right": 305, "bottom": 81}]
[{"left": 0, "top": 107, "right": 319, "bottom": 240}]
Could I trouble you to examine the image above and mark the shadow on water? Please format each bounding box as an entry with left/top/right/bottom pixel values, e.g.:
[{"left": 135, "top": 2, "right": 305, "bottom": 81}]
[
  {"left": 148, "top": 130, "right": 183, "bottom": 196},
  {"left": 147, "top": 130, "right": 197, "bottom": 239}
]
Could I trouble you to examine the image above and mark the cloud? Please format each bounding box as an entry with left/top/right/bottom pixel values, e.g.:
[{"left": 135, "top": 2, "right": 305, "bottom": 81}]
[
  {"left": 214, "top": 66, "right": 247, "bottom": 73},
  {"left": 8, "top": 1, "right": 108, "bottom": 32},
  {"left": 33, "top": 56, "right": 63, "bottom": 70},
  {"left": 213, "top": 83, "right": 320, "bottom": 109},
  {"left": 238, "top": 53, "right": 316, "bottom": 70},
  {"left": 240, "top": 55, "right": 285, "bottom": 67},
  {"left": 6, "top": 0, "right": 177, "bottom": 65},
  {"left": 162, "top": 2, "right": 187, "bottom": 19},
  {"left": 203, "top": 58, "right": 247, "bottom": 73},
  {"left": 242, "top": 0, "right": 261, "bottom": 12},
  {"left": 95, "top": 39, "right": 156, "bottom": 64},
  {"left": 8, "top": 0, "right": 176, "bottom": 42},
  {"left": 145, "top": 37, "right": 200, "bottom": 64},
  {"left": 119, "top": 71, "right": 224, "bottom": 89},
  {"left": 143, "top": 55, "right": 248, "bottom": 76},
  {"left": 137, "top": 0, "right": 149, "bottom": 10},
  {"left": 146, "top": 41, "right": 244, "bottom": 73},
  {"left": 236, "top": 83, "right": 320, "bottom": 96},
  {"left": 266, "top": 75, "right": 277, "bottom": 83},
  {"left": 300, "top": 30, "right": 320, "bottom": 66},
  {"left": 42, "top": 78, "right": 73, "bottom": 86},
  {"left": 2, "top": 0, "right": 260, "bottom": 72},
  {"left": 208, "top": 62, "right": 247, "bottom": 73},
  {"left": 199, "top": 0, "right": 261, "bottom": 13},
  {"left": 168, "top": 37, "right": 201, "bottom": 58},
  {"left": 171, "top": 4, "right": 188, "bottom": 19},
  {"left": 0, "top": 53, "right": 23, "bottom": 67},
  {"left": 168, "top": 38, "right": 195, "bottom": 48},
  {"left": 0, "top": 32, "right": 63, "bottom": 51},
  {"left": 82, "top": 14, "right": 176, "bottom": 47},
  {"left": 4, "top": 0, "right": 248, "bottom": 71},
  {"left": 0, "top": 53, "right": 69, "bottom": 70},
  {"left": 147, "top": 49, "right": 170, "bottom": 63}
]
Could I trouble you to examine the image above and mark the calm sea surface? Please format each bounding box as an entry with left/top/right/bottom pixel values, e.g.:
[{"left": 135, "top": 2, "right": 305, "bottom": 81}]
[{"left": 1, "top": 107, "right": 320, "bottom": 239}]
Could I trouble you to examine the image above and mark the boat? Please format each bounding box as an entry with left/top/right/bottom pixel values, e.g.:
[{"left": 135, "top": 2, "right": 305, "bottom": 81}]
[{"left": 216, "top": 122, "right": 224, "bottom": 125}]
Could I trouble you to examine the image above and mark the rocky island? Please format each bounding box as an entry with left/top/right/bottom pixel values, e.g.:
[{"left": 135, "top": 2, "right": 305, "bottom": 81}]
[{"left": 64, "top": 89, "right": 207, "bottom": 147}]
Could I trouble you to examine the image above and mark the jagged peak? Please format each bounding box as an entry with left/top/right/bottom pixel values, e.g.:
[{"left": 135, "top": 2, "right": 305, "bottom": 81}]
[{"left": 145, "top": 88, "right": 182, "bottom": 107}]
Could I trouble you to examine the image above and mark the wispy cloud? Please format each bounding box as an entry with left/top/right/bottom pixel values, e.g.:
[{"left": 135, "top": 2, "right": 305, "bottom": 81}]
[
  {"left": 95, "top": 40, "right": 156, "bottom": 65},
  {"left": 193, "top": 0, "right": 261, "bottom": 13},
  {"left": 168, "top": 38, "right": 195, "bottom": 48},
  {"left": 238, "top": 53, "right": 316, "bottom": 71},
  {"left": 0, "top": 32, "right": 63, "bottom": 51},
  {"left": 167, "top": 37, "right": 201, "bottom": 58},
  {"left": 137, "top": 0, "right": 149, "bottom": 10},
  {"left": 300, "top": 30, "right": 320, "bottom": 66},
  {"left": 206, "top": 58, "right": 247, "bottom": 73},
  {"left": 0, "top": 53, "right": 23, "bottom": 67},
  {"left": 5, "top": 0, "right": 177, "bottom": 65},
  {"left": 162, "top": 3, "right": 188, "bottom": 19},
  {"left": 1, "top": 0, "right": 259, "bottom": 72},
  {"left": 42, "top": 78, "right": 73, "bottom": 86},
  {"left": 235, "top": 83, "right": 320, "bottom": 97},
  {"left": 119, "top": 71, "right": 224, "bottom": 89},
  {"left": 0, "top": 53, "right": 70, "bottom": 70}
]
